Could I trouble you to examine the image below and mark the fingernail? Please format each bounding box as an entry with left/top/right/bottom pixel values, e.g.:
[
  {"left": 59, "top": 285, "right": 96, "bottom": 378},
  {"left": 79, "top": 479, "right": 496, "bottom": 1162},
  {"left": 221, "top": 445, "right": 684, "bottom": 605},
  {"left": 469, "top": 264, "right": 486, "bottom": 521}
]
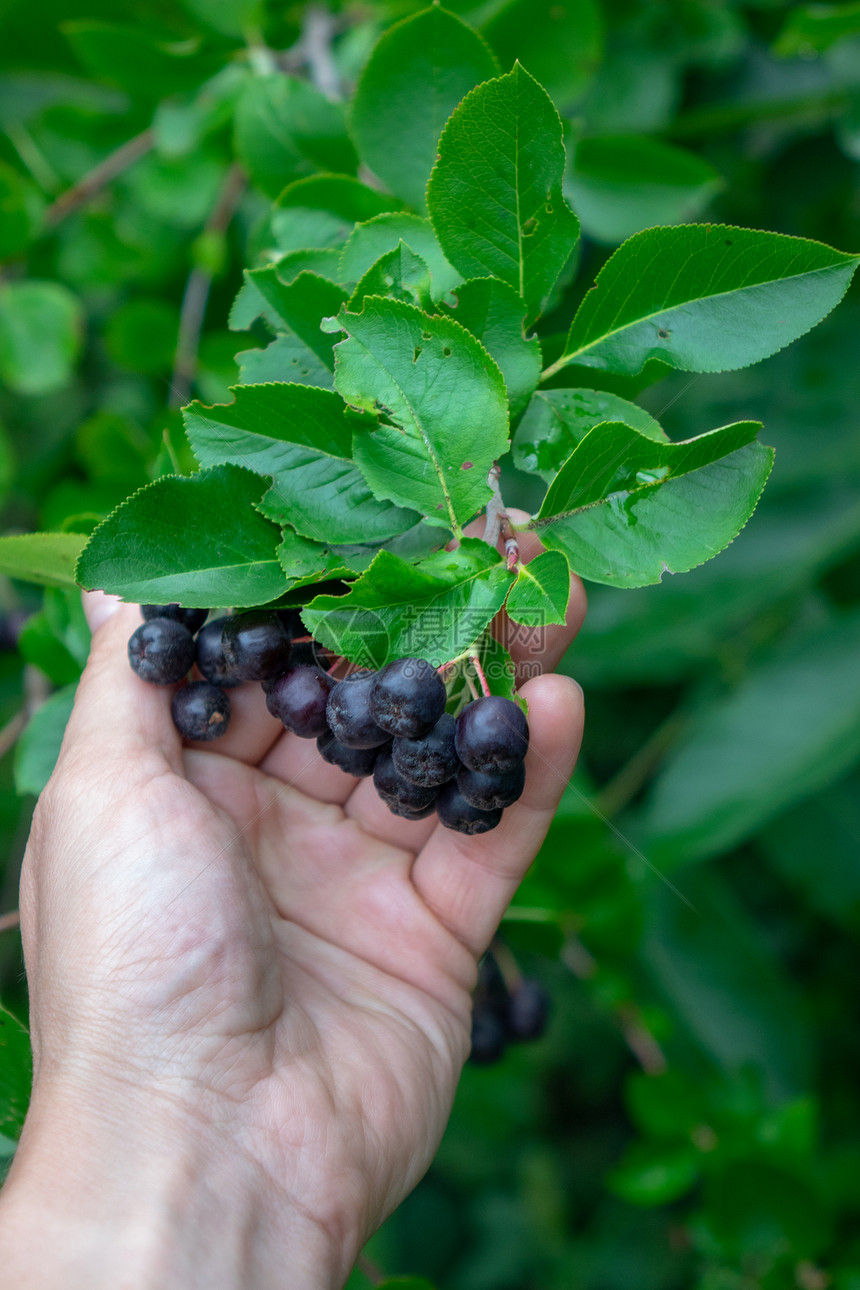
[{"left": 82, "top": 590, "right": 123, "bottom": 634}]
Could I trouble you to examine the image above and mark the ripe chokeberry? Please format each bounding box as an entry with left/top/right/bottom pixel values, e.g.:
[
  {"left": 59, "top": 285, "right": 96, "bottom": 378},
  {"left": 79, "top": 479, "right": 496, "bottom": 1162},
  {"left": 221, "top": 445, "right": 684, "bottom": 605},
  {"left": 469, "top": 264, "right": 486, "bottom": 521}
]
[
  {"left": 317, "top": 729, "right": 388, "bottom": 777},
  {"left": 373, "top": 746, "right": 438, "bottom": 813},
  {"left": 455, "top": 696, "right": 529, "bottom": 774},
  {"left": 435, "top": 780, "right": 502, "bottom": 834},
  {"left": 171, "top": 682, "right": 231, "bottom": 741},
  {"left": 266, "top": 665, "right": 335, "bottom": 738},
  {"left": 506, "top": 979, "right": 550, "bottom": 1041},
  {"left": 221, "top": 611, "right": 291, "bottom": 682},
  {"left": 457, "top": 760, "right": 526, "bottom": 811},
  {"left": 469, "top": 1007, "right": 507, "bottom": 1065},
  {"left": 369, "top": 658, "right": 447, "bottom": 738},
  {"left": 141, "top": 603, "right": 208, "bottom": 633},
  {"left": 128, "top": 618, "right": 195, "bottom": 685},
  {"left": 195, "top": 617, "right": 243, "bottom": 688},
  {"left": 392, "top": 712, "right": 459, "bottom": 787},
  {"left": 326, "top": 670, "right": 389, "bottom": 748}
]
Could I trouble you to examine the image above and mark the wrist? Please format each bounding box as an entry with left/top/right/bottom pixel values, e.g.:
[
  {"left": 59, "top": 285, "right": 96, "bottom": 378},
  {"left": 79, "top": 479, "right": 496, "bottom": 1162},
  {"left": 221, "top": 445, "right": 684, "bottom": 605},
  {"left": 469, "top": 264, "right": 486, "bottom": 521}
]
[{"left": 0, "top": 1072, "right": 348, "bottom": 1290}]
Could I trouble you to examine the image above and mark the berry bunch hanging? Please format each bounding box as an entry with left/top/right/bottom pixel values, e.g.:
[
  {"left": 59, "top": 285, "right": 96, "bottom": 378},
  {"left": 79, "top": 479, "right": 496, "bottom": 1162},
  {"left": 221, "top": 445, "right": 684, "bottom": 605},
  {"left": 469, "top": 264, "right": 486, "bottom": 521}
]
[{"left": 127, "top": 602, "right": 530, "bottom": 835}]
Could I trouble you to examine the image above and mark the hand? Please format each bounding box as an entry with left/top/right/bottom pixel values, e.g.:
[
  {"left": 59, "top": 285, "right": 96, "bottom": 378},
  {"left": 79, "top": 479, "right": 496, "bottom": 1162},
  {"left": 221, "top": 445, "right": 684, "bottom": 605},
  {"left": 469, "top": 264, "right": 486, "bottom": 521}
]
[{"left": 0, "top": 539, "right": 585, "bottom": 1289}]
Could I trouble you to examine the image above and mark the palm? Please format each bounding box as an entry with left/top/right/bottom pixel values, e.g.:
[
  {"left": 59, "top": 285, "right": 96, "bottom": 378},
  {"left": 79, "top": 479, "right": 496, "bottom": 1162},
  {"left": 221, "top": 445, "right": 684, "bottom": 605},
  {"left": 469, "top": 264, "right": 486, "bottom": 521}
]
[{"left": 26, "top": 585, "right": 583, "bottom": 1268}]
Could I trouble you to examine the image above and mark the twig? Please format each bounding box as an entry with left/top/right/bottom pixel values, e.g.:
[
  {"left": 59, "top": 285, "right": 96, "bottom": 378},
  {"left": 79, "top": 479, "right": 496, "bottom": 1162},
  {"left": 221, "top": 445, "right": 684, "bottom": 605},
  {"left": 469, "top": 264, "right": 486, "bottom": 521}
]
[
  {"left": 562, "top": 935, "right": 666, "bottom": 1075},
  {"left": 469, "top": 653, "right": 491, "bottom": 699},
  {"left": 169, "top": 164, "right": 246, "bottom": 410},
  {"left": 0, "top": 710, "right": 26, "bottom": 761},
  {"left": 483, "top": 463, "right": 519, "bottom": 570},
  {"left": 44, "top": 128, "right": 155, "bottom": 227},
  {"left": 300, "top": 4, "right": 341, "bottom": 99},
  {"left": 0, "top": 910, "right": 20, "bottom": 934}
]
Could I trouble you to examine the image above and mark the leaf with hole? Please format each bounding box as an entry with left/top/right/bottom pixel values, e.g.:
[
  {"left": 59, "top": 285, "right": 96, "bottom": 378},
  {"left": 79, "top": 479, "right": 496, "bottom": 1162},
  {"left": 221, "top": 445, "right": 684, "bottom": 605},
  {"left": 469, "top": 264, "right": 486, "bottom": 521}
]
[
  {"left": 427, "top": 64, "right": 580, "bottom": 321},
  {"left": 442, "top": 278, "right": 541, "bottom": 418},
  {"left": 332, "top": 297, "right": 508, "bottom": 531},
  {"left": 553, "top": 224, "right": 860, "bottom": 377},
  {"left": 513, "top": 388, "right": 666, "bottom": 481}
]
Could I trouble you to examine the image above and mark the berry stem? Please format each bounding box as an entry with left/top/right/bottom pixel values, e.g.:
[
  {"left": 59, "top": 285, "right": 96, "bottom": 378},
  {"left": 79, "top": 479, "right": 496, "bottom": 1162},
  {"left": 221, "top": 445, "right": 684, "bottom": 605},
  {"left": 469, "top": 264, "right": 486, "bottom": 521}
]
[
  {"left": 469, "top": 654, "right": 492, "bottom": 699},
  {"left": 291, "top": 634, "right": 315, "bottom": 644}
]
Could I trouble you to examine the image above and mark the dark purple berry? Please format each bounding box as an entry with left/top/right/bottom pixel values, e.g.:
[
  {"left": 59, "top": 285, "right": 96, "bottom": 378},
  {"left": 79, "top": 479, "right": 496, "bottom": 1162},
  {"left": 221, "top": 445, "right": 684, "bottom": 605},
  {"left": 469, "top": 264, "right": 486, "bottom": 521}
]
[
  {"left": 469, "top": 1006, "right": 506, "bottom": 1065},
  {"left": 457, "top": 761, "right": 525, "bottom": 811},
  {"left": 455, "top": 696, "right": 529, "bottom": 774},
  {"left": 369, "top": 657, "right": 447, "bottom": 738},
  {"left": 221, "top": 611, "right": 291, "bottom": 682},
  {"left": 266, "top": 665, "right": 335, "bottom": 738},
  {"left": 373, "top": 746, "right": 438, "bottom": 813},
  {"left": 477, "top": 952, "right": 511, "bottom": 1022},
  {"left": 317, "top": 729, "right": 387, "bottom": 777},
  {"left": 171, "top": 682, "right": 231, "bottom": 741},
  {"left": 326, "top": 670, "right": 389, "bottom": 748},
  {"left": 392, "top": 712, "right": 459, "bottom": 787},
  {"left": 128, "top": 618, "right": 195, "bottom": 685},
  {"left": 506, "top": 979, "right": 550, "bottom": 1041},
  {"left": 387, "top": 800, "right": 438, "bottom": 821},
  {"left": 141, "top": 603, "right": 208, "bottom": 633},
  {"left": 195, "top": 617, "right": 242, "bottom": 688},
  {"left": 435, "top": 781, "right": 502, "bottom": 834}
]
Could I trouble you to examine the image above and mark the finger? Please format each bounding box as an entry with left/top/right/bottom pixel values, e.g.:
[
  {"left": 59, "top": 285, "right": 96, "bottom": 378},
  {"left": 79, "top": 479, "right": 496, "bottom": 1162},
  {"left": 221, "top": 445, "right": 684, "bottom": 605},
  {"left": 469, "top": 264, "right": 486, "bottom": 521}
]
[
  {"left": 410, "top": 672, "right": 584, "bottom": 957},
  {"left": 64, "top": 594, "right": 182, "bottom": 774}
]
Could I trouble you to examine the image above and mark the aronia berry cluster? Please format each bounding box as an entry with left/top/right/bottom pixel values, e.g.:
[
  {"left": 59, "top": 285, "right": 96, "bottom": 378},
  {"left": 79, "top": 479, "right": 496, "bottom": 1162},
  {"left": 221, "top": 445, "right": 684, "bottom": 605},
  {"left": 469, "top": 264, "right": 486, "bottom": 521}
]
[
  {"left": 469, "top": 950, "right": 550, "bottom": 1065},
  {"left": 127, "top": 605, "right": 529, "bottom": 835}
]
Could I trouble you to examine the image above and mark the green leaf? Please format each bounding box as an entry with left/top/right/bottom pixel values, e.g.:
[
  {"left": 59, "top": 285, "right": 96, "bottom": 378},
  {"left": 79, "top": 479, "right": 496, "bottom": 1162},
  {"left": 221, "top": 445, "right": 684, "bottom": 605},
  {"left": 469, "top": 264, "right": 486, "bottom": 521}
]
[
  {"left": 541, "top": 441, "right": 774, "bottom": 588},
  {"left": 76, "top": 466, "right": 287, "bottom": 608},
  {"left": 506, "top": 550, "right": 570, "bottom": 626},
  {"left": 302, "top": 539, "right": 513, "bottom": 668},
  {"left": 18, "top": 612, "right": 82, "bottom": 686},
  {"left": 350, "top": 5, "right": 497, "bottom": 211},
  {"left": 0, "top": 1005, "right": 31, "bottom": 1139},
  {"left": 482, "top": 0, "right": 603, "bottom": 110},
  {"left": 271, "top": 174, "right": 402, "bottom": 254},
  {"left": 376, "top": 1280, "right": 437, "bottom": 1290},
  {"left": 565, "top": 135, "right": 722, "bottom": 245},
  {"left": 178, "top": 0, "right": 261, "bottom": 39},
  {"left": 443, "top": 278, "right": 541, "bottom": 418},
  {"left": 233, "top": 74, "right": 357, "bottom": 198},
  {"left": 332, "top": 298, "right": 509, "bottom": 531},
  {"left": 62, "top": 21, "right": 221, "bottom": 98},
  {"left": 236, "top": 335, "right": 334, "bottom": 389},
  {"left": 0, "top": 532, "right": 86, "bottom": 590},
  {"left": 537, "top": 420, "right": 763, "bottom": 519},
  {"left": 608, "top": 1141, "right": 700, "bottom": 1207},
  {"left": 0, "top": 281, "right": 84, "bottom": 395},
  {"left": 639, "top": 610, "right": 860, "bottom": 865},
  {"left": 349, "top": 242, "right": 434, "bottom": 312},
  {"left": 104, "top": 299, "right": 178, "bottom": 375},
  {"left": 0, "top": 160, "right": 42, "bottom": 258},
  {"left": 773, "top": 2, "right": 860, "bottom": 56},
  {"left": 14, "top": 684, "right": 76, "bottom": 798},
  {"left": 245, "top": 269, "right": 347, "bottom": 362},
  {"left": 339, "top": 214, "right": 461, "bottom": 300},
  {"left": 513, "top": 388, "right": 666, "bottom": 482},
  {"left": 427, "top": 64, "right": 579, "bottom": 321},
  {"left": 184, "top": 384, "right": 419, "bottom": 545},
  {"left": 554, "top": 224, "right": 860, "bottom": 377},
  {"left": 760, "top": 773, "right": 860, "bottom": 929},
  {"left": 230, "top": 257, "right": 342, "bottom": 331},
  {"left": 277, "top": 527, "right": 360, "bottom": 588}
]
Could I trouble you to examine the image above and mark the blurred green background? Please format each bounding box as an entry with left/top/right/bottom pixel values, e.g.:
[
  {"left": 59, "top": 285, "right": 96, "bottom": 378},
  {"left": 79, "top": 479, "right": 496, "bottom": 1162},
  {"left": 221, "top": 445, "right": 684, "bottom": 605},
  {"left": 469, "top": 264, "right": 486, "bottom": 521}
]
[{"left": 1, "top": 0, "right": 860, "bottom": 1285}]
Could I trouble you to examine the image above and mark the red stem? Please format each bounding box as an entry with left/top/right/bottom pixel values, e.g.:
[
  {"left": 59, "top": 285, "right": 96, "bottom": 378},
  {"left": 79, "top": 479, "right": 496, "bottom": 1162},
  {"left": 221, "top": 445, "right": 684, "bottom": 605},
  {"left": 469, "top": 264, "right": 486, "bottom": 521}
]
[{"left": 470, "top": 654, "right": 492, "bottom": 699}]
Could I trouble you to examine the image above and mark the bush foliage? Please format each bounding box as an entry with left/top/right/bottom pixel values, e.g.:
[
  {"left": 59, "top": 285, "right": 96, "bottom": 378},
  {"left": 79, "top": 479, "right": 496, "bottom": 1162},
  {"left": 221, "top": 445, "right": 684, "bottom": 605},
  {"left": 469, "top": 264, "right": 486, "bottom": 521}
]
[{"left": 1, "top": 1, "right": 860, "bottom": 1286}]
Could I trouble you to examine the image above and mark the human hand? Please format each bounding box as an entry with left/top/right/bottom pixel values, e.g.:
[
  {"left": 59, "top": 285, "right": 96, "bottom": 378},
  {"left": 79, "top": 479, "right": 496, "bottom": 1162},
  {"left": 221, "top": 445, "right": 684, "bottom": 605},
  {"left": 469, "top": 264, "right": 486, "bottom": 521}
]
[{"left": 0, "top": 535, "right": 585, "bottom": 1289}]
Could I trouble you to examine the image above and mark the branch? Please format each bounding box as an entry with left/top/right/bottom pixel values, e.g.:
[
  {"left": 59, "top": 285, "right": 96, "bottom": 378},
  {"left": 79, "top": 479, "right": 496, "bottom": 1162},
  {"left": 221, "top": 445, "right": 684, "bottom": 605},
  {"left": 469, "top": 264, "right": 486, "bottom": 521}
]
[
  {"left": 44, "top": 128, "right": 155, "bottom": 227},
  {"left": 300, "top": 4, "right": 341, "bottom": 99},
  {"left": 483, "top": 463, "right": 519, "bottom": 570},
  {"left": 169, "top": 164, "right": 246, "bottom": 410},
  {"left": 0, "top": 710, "right": 26, "bottom": 761},
  {"left": 0, "top": 909, "right": 20, "bottom": 935}
]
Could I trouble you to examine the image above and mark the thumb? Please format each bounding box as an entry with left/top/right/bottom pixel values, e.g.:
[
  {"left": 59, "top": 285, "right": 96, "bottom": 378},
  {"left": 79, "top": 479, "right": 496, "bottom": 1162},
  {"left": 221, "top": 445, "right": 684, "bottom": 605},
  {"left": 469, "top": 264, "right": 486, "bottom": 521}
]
[{"left": 59, "top": 593, "right": 183, "bottom": 775}]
